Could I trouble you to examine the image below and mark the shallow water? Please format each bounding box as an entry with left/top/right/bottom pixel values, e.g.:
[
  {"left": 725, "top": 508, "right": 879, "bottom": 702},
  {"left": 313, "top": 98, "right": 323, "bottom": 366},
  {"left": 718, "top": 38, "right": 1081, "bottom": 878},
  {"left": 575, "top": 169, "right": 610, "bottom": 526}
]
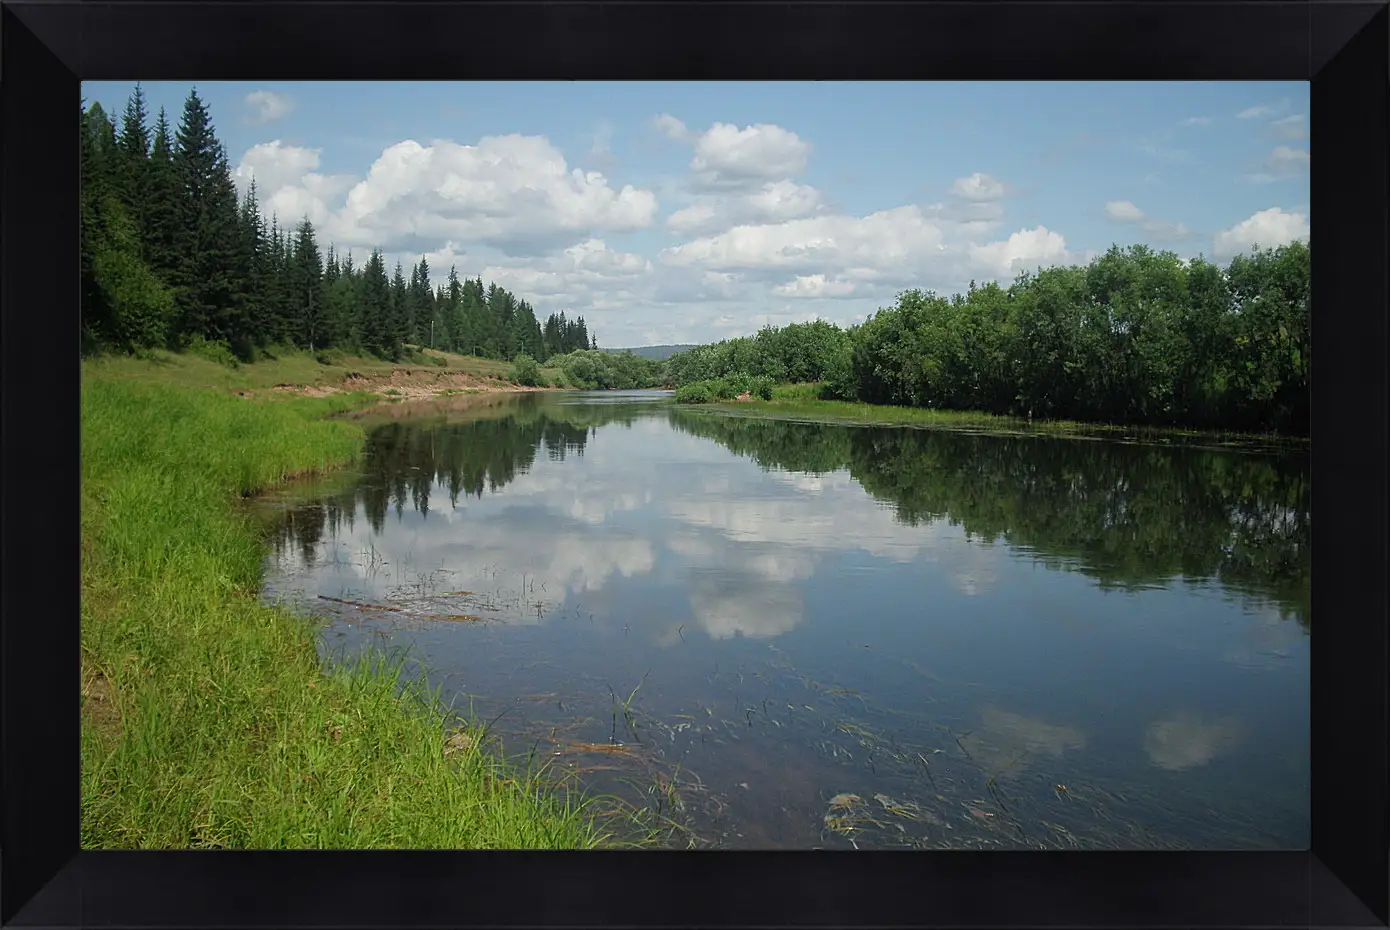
[{"left": 258, "top": 390, "right": 1309, "bottom": 849}]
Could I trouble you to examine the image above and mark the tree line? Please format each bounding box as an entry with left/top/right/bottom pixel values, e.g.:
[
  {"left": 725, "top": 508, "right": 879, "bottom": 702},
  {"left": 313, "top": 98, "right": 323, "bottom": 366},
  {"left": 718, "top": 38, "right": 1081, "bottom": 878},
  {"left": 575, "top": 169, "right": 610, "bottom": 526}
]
[
  {"left": 666, "top": 242, "right": 1310, "bottom": 434},
  {"left": 81, "top": 84, "right": 601, "bottom": 364}
]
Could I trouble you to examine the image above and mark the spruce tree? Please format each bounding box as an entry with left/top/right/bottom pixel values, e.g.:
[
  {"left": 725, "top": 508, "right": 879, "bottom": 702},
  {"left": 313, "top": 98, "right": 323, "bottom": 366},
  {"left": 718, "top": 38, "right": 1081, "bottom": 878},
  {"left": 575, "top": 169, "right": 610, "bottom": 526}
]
[
  {"left": 412, "top": 256, "right": 434, "bottom": 347},
  {"left": 208, "top": 143, "right": 249, "bottom": 352},
  {"left": 238, "top": 180, "right": 269, "bottom": 343},
  {"left": 84, "top": 95, "right": 175, "bottom": 352},
  {"left": 511, "top": 299, "right": 540, "bottom": 360},
  {"left": 144, "top": 107, "right": 182, "bottom": 285},
  {"left": 291, "top": 218, "right": 325, "bottom": 349},
  {"left": 335, "top": 251, "right": 361, "bottom": 349},
  {"left": 172, "top": 89, "right": 243, "bottom": 351},
  {"left": 266, "top": 216, "right": 292, "bottom": 344},
  {"left": 445, "top": 265, "right": 465, "bottom": 352},
  {"left": 542, "top": 313, "right": 561, "bottom": 360},
  {"left": 81, "top": 103, "right": 117, "bottom": 349},
  {"left": 116, "top": 84, "right": 151, "bottom": 247},
  {"left": 360, "top": 250, "right": 391, "bottom": 356},
  {"left": 389, "top": 260, "right": 409, "bottom": 355}
]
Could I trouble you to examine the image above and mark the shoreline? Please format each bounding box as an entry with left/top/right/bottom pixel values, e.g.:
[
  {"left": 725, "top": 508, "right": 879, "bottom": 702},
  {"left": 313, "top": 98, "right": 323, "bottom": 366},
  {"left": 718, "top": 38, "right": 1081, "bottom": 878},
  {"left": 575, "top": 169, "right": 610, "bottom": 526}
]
[
  {"left": 679, "top": 390, "right": 1308, "bottom": 455},
  {"left": 251, "top": 369, "right": 561, "bottom": 401},
  {"left": 80, "top": 366, "right": 616, "bottom": 849}
]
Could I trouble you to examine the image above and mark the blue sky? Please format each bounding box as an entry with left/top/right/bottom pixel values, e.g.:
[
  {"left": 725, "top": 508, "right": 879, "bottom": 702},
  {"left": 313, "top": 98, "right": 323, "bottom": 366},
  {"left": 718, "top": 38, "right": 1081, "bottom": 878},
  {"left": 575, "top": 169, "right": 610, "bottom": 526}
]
[{"left": 83, "top": 81, "right": 1310, "bottom": 348}]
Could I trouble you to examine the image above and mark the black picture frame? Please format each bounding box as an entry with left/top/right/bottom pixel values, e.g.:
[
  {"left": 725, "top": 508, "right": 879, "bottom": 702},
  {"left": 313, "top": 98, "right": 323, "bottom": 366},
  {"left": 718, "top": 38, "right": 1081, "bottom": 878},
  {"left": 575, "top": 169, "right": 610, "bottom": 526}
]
[{"left": 3, "top": 2, "right": 1386, "bottom": 927}]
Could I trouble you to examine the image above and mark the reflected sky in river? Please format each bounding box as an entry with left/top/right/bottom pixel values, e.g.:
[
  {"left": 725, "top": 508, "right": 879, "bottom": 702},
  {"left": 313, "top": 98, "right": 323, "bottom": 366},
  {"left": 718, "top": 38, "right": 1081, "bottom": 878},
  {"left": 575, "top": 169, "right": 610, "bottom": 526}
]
[{"left": 258, "top": 391, "right": 1309, "bottom": 849}]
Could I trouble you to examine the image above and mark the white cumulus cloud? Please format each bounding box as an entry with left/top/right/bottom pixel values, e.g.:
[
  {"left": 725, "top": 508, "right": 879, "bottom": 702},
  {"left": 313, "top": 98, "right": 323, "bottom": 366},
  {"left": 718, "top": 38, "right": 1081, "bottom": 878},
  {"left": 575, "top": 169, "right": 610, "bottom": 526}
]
[
  {"left": 969, "top": 226, "right": 1073, "bottom": 277},
  {"left": 235, "top": 134, "right": 659, "bottom": 254},
  {"left": 1212, "top": 207, "right": 1309, "bottom": 259},
  {"left": 471, "top": 239, "right": 655, "bottom": 315},
  {"left": 325, "top": 135, "right": 658, "bottom": 254},
  {"left": 660, "top": 206, "right": 946, "bottom": 274},
  {"left": 658, "top": 117, "right": 826, "bottom": 249},
  {"left": 660, "top": 205, "right": 1079, "bottom": 300},
  {"left": 232, "top": 141, "right": 355, "bottom": 227},
  {"left": 689, "top": 121, "right": 812, "bottom": 189},
  {"left": 667, "top": 179, "right": 825, "bottom": 235}
]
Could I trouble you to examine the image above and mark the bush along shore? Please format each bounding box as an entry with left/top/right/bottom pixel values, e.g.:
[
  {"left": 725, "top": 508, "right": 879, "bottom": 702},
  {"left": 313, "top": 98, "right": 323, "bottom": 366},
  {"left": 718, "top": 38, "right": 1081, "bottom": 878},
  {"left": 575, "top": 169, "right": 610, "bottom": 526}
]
[
  {"left": 680, "top": 383, "right": 1308, "bottom": 453},
  {"left": 80, "top": 375, "right": 616, "bottom": 848}
]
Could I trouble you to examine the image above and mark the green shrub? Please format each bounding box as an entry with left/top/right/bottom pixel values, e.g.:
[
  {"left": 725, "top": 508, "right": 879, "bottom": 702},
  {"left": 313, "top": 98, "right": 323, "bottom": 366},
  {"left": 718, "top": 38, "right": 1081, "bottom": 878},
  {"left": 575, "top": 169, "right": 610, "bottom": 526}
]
[
  {"left": 673, "top": 383, "right": 714, "bottom": 404},
  {"left": 701, "top": 378, "right": 729, "bottom": 400},
  {"left": 429, "top": 355, "right": 448, "bottom": 367},
  {"left": 509, "top": 354, "right": 541, "bottom": 387},
  {"left": 186, "top": 334, "right": 240, "bottom": 369},
  {"left": 671, "top": 375, "right": 772, "bottom": 403},
  {"left": 820, "top": 344, "right": 857, "bottom": 400}
]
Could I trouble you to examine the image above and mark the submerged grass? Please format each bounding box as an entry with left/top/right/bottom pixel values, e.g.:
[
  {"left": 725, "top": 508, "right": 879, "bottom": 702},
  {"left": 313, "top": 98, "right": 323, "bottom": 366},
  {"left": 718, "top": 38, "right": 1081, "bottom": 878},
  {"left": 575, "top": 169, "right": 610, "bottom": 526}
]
[{"left": 81, "top": 373, "right": 609, "bottom": 848}]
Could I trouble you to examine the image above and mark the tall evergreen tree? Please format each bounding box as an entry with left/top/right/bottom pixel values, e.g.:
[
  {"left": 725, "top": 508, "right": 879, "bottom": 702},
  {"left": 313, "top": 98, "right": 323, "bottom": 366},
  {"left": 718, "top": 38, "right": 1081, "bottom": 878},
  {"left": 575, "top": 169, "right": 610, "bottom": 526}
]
[
  {"left": 266, "top": 216, "right": 295, "bottom": 344},
  {"left": 81, "top": 103, "right": 118, "bottom": 348},
  {"left": 83, "top": 96, "right": 175, "bottom": 352},
  {"left": 144, "top": 107, "right": 182, "bottom": 284},
  {"left": 116, "top": 84, "right": 151, "bottom": 247},
  {"left": 237, "top": 179, "right": 269, "bottom": 344},
  {"left": 444, "top": 265, "right": 465, "bottom": 352},
  {"left": 411, "top": 256, "right": 434, "bottom": 347},
  {"left": 360, "top": 250, "right": 392, "bottom": 356},
  {"left": 390, "top": 260, "right": 409, "bottom": 353},
  {"left": 172, "top": 89, "right": 244, "bottom": 352},
  {"left": 322, "top": 247, "right": 354, "bottom": 349},
  {"left": 290, "top": 218, "right": 325, "bottom": 349}
]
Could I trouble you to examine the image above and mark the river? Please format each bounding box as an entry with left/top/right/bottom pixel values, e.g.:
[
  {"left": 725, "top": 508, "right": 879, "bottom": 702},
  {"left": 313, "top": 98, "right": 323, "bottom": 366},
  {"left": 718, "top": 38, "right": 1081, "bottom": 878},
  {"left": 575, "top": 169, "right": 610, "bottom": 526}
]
[{"left": 256, "top": 390, "right": 1310, "bottom": 850}]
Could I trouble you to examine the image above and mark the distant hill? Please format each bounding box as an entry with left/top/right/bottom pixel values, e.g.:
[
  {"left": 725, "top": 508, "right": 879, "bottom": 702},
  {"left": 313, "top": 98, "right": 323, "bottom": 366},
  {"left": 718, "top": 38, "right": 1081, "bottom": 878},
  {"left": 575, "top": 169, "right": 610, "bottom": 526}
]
[{"left": 607, "top": 345, "right": 700, "bottom": 361}]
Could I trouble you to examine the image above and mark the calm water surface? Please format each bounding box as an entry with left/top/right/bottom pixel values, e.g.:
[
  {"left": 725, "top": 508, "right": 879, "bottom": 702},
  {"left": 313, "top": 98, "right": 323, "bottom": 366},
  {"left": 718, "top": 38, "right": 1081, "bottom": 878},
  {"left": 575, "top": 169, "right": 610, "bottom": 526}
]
[{"left": 257, "top": 390, "right": 1310, "bottom": 849}]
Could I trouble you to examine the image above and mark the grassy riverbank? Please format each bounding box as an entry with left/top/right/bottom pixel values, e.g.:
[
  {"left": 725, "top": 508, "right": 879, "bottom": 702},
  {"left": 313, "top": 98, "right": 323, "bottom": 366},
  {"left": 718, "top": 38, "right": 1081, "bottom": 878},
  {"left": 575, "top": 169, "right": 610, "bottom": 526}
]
[
  {"left": 83, "top": 344, "right": 568, "bottom": 396},
  {"left": 696, "top": 383, "right": 1308, "bottom": 450},
  {"left": 80, "top": 370, "right": 610, "bottom": 848}
]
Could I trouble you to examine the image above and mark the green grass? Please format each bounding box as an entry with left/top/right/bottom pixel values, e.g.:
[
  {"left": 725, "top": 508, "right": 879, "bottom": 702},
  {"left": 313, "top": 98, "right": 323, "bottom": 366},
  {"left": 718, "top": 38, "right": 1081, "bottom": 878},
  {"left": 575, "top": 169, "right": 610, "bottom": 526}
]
[
  {"left": 82, "top": 345, "right": 566, "bottom": 394},
  {"left": 699, "top": 382, "right": 1308, "bottom": 449},
  {"left": 80, "top": 371, "right": 615, "bottom": 848}
]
